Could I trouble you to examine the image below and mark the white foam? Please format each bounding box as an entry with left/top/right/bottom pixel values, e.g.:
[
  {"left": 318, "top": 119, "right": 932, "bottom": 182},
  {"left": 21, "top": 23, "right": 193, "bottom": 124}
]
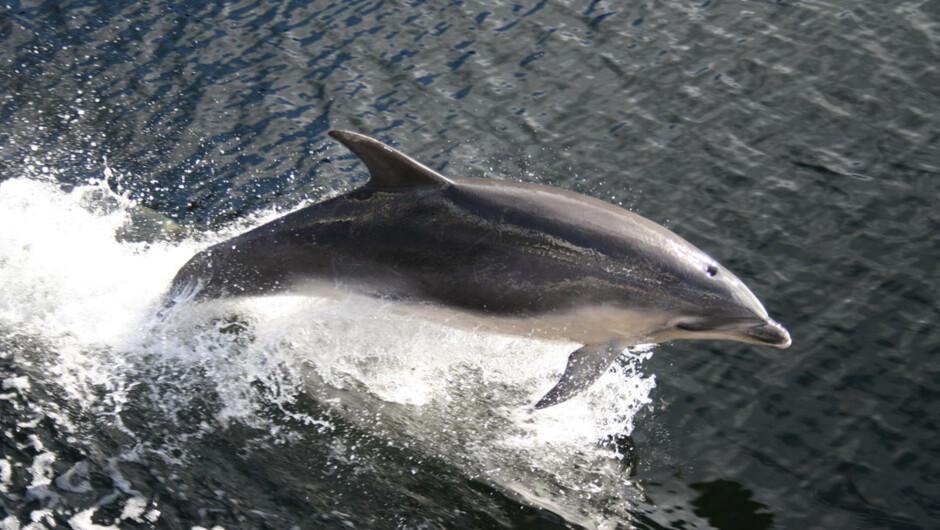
[
  {"left": 0, "top": 174, "right": 656, "bottom": 526},
  {"left": 0, "top": 177, "right": 189, "bottom": 344},
  {"left": 67, "top": 508, "right": 120, "bottom": 530}
]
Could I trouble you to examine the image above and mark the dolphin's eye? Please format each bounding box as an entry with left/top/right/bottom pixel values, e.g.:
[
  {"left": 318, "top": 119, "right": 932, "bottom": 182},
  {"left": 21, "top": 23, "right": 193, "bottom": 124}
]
[{"left": 705, "top": 265, "right": 717, "bottom": 277}]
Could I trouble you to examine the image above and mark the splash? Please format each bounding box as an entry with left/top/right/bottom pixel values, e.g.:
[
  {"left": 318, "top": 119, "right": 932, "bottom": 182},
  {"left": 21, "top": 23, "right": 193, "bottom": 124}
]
[{"left": 0, "top": 173, "right": 656, "bottom": 528}]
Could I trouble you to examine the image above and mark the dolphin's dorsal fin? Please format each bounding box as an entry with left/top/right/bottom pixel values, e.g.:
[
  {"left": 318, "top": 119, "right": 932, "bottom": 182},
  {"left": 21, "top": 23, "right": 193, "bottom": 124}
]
[{"left": 329, "top": 130, "right": 453, "bottom": 189}]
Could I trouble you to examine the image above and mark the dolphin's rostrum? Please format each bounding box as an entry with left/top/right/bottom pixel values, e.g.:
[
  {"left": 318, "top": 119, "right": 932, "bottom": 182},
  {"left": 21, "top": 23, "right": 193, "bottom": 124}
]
[{"left": 168, "top": 130, "right": 791, "bottom": 408}]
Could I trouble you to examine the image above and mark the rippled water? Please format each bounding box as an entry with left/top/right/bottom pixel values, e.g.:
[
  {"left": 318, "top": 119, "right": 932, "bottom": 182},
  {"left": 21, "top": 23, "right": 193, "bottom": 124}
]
[{"left": 1, "top": 1, "right": 937, "bottom": 529}]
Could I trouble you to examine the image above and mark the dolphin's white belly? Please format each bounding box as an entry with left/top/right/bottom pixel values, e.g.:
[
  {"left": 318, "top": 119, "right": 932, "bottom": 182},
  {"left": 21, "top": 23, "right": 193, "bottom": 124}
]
[{"left": 291, "top": 279, "right": 671, "bottom": 347}]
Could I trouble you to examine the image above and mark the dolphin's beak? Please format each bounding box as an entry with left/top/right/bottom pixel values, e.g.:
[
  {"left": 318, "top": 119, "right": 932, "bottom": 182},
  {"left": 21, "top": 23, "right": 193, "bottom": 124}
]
[
  {"left": 740, "top": 319, "right": 791, "bottom": 349},
  {"left": 674, "top": 316, "right": 792, "bottom": 349}
]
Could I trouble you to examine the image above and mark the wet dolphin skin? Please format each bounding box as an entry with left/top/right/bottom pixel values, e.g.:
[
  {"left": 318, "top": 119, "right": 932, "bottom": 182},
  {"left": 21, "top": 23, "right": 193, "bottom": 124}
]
[{"left": 168, "top": 130, "right": 791, "bottom": 408}]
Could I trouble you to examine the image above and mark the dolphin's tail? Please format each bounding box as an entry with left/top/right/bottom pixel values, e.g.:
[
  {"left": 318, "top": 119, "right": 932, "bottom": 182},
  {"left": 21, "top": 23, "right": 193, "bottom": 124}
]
[
  {"left": 161, "top": 277, "right": 205, "bottom": 309},
  {"left": 161, "top": 250, "right": 213, "bottom": 310}
]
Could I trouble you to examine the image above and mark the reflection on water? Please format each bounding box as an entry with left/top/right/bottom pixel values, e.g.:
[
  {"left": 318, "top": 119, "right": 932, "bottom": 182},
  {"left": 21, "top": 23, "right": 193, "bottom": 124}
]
[{"left": 691, "top": 480, "right": 773, "bottom": 530}]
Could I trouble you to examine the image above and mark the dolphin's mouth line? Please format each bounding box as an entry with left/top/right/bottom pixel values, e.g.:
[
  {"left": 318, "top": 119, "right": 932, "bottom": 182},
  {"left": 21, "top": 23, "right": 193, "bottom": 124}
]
[{"left": 674, "top": 316, "right": 764, "bottom": 332}]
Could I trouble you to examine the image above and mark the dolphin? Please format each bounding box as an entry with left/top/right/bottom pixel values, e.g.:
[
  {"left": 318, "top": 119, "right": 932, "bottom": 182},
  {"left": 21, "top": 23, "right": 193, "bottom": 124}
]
[{"left": 168, "top": 130, "right": 791, "bottom": 408}]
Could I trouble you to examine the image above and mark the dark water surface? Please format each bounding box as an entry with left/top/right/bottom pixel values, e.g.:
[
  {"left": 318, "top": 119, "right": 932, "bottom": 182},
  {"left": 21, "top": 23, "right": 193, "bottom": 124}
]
[{"left": 1, "top": 1, "right": 938, "bottom": 528}]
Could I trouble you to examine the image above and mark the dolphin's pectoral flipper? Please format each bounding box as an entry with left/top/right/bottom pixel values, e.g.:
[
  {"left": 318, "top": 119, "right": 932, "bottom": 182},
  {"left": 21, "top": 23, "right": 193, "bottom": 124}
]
[{"left": 535, "top": 343, "right": 623, "bottom": 409}]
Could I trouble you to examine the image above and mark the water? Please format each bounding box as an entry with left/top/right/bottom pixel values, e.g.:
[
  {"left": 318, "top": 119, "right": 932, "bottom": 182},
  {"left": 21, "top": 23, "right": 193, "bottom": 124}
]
[{"left": 1, "top": 1, "right": 937, "bottom": 528}]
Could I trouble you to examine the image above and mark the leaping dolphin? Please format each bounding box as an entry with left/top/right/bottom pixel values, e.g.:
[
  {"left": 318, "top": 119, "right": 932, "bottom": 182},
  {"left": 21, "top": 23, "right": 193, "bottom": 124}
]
[{"left": 167, "top": 130, "right": 791, "bottom": 408}]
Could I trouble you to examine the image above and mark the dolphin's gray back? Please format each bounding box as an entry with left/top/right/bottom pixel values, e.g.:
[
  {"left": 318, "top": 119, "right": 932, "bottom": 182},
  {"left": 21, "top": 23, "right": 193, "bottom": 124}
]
[
  {"left": 169, "top": 128, "right": 731, "bottom": 319},
  {"left": 170, "top": 178, "right": 708, "bottom": 317}
]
